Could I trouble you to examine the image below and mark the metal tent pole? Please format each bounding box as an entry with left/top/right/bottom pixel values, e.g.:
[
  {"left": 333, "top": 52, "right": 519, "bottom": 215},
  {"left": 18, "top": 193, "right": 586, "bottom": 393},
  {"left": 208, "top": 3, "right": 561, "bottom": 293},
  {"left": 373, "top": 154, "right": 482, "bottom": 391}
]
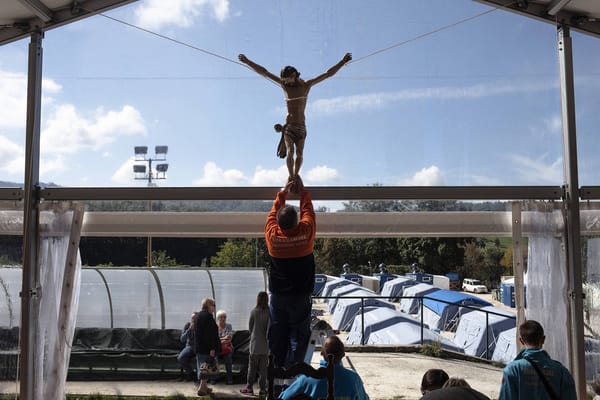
[
  {"left": 557, "top": 24, "right": 586, "bottom": 399},
  {"left": 19, "top": 29, "right": 44, "bottom": 400}
]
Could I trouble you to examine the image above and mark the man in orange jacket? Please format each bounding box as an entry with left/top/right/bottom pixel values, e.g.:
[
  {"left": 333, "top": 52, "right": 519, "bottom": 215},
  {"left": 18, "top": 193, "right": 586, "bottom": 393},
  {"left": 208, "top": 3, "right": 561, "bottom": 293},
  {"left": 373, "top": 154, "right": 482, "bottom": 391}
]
[{"left": 265, "top": 176, "right": 316, "bottom": 368}]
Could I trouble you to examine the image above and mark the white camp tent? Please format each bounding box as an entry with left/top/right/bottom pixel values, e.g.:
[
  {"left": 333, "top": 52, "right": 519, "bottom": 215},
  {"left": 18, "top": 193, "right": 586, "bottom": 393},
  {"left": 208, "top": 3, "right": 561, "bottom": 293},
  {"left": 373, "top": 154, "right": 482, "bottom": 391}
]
[
  {"left": 366, "top": 321, "right": 464, "bottom": 353},
  {"left": 400, "top": 283, "right": 440, "bottom": 314},
  {"left": 380, "top": 277, "right": 417, "bottom": 302},
  {"left": 420, "top": 290, "right": 492, "bottom": 331},
  {"left": 327, "top": 283, "right": 365, "bottom": 313},
  {"left": 491, "top": 327, "right": 517, "bottom": 364},
  {"left": 346, "top": 307, "right": 421, "bottom": 345},
  {"left": 322, "top": 277, "right": 356, "bottom": 298},
  {"left": 453, "top": 306, "right": 515, "bottom": 358},
  {"left": 330, "top": 289, "right": 395, "bottom": 331}
]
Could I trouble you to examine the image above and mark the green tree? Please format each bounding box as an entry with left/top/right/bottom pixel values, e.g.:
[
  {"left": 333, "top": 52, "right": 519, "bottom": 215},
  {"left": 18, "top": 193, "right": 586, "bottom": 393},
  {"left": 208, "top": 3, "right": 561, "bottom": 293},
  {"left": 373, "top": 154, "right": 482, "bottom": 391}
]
[
  {"left": 315, "top": 238, "right": 355, "bottom": 275},
  {"left": 211, "top": 239, "right": 267, "bottom": 268},
  {"left": 481, "top": 240, "right": 506, "bottom": 288},
  {"left": 151, "top": 249, "right": 179, "bottom": 267},
  {"left": 500, "top": 246, "right": 513, "bottom": 275},
  {"left": 397, "top": 237, "right": 465, "bottom": 275},
  {"left": 461, "top": 241, "right": 484, "bottom": 280}
]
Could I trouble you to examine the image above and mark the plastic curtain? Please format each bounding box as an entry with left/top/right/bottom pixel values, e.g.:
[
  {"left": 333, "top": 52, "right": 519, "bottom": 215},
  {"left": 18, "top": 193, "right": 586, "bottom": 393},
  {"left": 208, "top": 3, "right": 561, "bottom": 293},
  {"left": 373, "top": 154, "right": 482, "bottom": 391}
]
[
  {"left": 35, "top": 203, "right": 83, "bottom": 399},
  {"left": 524, "top": 203, "right": 570, "bottom": 368}
]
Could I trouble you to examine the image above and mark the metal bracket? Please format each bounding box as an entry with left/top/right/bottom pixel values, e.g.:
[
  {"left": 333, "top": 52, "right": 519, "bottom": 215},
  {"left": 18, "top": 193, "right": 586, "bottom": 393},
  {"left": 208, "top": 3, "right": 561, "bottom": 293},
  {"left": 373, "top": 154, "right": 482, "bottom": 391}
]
[
  {"left": 568, "top": 290, "right": 585, "bottom": 300},
  {"left": 19, "top": 286, "right": 41, "bottom": 298},
  {"left": 71, "top": 1, "right": 81, "bottom": 14}
]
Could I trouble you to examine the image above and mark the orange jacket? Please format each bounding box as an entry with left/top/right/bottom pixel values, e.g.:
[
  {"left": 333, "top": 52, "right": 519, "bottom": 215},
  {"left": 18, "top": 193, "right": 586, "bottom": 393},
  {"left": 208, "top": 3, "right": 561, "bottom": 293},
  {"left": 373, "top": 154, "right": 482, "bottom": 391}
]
[{"left": 265, "top": 189, "right": 316, "bottom": 258}]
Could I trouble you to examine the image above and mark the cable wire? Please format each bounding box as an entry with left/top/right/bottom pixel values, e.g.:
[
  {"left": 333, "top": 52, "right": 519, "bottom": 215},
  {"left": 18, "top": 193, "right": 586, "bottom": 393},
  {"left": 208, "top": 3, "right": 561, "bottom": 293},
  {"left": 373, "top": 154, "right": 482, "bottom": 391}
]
[
  {"left": 350, "top": 7, "right": 498, "bottom": 64},
  {"left": 87, "top": 3, "right": 514, "bottom": 78}
]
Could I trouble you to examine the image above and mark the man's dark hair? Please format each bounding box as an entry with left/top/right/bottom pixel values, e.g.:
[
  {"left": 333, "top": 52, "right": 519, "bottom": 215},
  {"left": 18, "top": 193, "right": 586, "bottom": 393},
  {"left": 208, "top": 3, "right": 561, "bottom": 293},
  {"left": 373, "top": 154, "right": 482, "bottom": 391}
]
[
  {"left": 519, "top": 320, "right": 545, "bottom": 346},
  {"left": 281, "top": 65, "right": 300, "bottom": 78},
  {"left": 323, "top": 335, "right": 345, "bottom": 363},
  {"left": 421, "top": 369, "right": 449, "bottom": 393},
  {"left": 277, "top": 205, "right": 298, "bottom": 230}
]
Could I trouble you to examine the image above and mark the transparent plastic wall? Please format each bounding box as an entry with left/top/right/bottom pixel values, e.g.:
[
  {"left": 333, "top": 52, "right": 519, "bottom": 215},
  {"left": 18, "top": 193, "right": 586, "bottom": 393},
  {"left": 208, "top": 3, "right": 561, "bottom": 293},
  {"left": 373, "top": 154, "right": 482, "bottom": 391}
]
[
  {"left": 581, "top": 202, "right": 600, "bottom": 382},
  {"left": 1, "top": 267, "right": 267, "bottom": 331},
  {"left": 0, "top": 266, "right": 21, "bottom": 328}
]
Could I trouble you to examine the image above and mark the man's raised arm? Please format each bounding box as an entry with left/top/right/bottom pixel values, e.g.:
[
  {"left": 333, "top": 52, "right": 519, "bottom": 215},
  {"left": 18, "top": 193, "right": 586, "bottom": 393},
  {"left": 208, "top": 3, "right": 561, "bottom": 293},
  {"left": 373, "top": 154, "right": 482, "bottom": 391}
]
[
  {"left": 238, "top": 54, "right": 281, "bottom": 84},
  {"left": 306, "top": 53, "right": 352, "bottom": 86}
]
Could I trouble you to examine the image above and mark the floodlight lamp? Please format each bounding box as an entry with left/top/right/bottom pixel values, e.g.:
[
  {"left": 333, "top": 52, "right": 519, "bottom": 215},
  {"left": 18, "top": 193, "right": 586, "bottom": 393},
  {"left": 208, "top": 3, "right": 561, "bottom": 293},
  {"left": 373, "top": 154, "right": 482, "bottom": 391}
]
[
  {"left": 133, "top": 165, "right": 146, "bottom": 173},
  {"left": 156, "top": 163, "right": 169, "bottom": 173},
  {"left": 155, "top": 145, "right": 168, "bottom": 155},
  {"left": 134, "top": 146, "right": 148, "bottom": 160},
  {"left": 134, "top": 146, "right": 148, "bottom": 155}
]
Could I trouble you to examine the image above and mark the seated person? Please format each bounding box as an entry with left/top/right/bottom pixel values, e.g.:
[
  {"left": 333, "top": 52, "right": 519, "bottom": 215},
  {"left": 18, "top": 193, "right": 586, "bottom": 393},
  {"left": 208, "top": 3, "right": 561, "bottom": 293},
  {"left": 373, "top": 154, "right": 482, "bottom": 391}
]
[
  {"left": 216, "top": 309, "right": 234, "bottom": 384},
  {"left": 420, "top": 369, "right": 449, "bottom": 396},
  {"left": 421, "top": 377, "right": 490, "bottom": 400},
  {"left": 177, "top": 311, "right": 197, "bottom": 380},
  {"left": 279, "top": 335, "right": 369, "bottom": 400}
]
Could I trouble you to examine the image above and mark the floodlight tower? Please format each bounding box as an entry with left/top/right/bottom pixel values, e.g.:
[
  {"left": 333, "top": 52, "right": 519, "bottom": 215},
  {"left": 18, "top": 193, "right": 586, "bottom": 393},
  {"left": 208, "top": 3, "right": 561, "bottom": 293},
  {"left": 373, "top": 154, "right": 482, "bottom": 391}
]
[
  {"left": 133, "top": 145, "right": 169, "bottom": 268},
  {"left": 133, "top": 145, "right": 169, "bottom": 186}
]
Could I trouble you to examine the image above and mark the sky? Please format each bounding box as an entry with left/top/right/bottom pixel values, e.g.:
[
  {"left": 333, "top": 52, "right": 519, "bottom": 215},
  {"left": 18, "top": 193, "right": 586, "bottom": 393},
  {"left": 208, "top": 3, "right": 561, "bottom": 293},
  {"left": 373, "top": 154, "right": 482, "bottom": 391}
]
[{"left": 1, "top": 0, "right": 600, "bottom": 189}]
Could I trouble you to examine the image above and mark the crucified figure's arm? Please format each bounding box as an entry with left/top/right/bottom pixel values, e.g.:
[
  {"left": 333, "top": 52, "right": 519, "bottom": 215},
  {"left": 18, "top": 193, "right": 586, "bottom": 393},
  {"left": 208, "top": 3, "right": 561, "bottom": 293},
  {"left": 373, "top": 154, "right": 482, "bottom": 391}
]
[{"left": 238, "top": 54, "right": 281, "bottom": 84}]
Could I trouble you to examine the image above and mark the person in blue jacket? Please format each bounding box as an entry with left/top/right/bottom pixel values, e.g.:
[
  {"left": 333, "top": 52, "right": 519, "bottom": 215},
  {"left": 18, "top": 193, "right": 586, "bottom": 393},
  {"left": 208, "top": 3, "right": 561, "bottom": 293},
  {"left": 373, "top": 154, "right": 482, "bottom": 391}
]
[
  {"left": 499, "top": 320, "right": 576, "bottom": 400},
  {"left": 279, "top": 335, "right": 369, "bottom": 400}
]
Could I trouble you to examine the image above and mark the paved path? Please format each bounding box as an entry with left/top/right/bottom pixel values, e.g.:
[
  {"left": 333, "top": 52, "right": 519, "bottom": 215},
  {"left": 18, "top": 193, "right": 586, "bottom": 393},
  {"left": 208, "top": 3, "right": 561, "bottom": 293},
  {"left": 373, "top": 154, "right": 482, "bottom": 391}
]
[{"left": 0, "top": 350, "right": 503, "bottom": 399}]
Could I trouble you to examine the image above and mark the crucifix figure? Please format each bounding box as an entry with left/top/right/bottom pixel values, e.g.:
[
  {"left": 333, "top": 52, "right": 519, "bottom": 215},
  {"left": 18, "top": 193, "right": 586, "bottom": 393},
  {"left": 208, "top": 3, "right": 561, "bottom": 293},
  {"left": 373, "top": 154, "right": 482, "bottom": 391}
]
[{"left": 238, "top": 53, "right": 352, "bottom": 184}]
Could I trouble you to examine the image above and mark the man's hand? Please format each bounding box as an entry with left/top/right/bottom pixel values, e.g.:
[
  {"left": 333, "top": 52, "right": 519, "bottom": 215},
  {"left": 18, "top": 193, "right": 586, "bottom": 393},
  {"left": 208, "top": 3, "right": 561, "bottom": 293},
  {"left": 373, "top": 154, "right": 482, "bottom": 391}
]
[
  {"left": 238, "top": 54, "right": 249, "bottom": 64},
  {"left": 283, "top": 179, "right": 295, "bottom": 193},
  {"left": 342, "top": 53, "right": 352, "bottom": 64},
  {"left": 294, "top": 176, "right": 305, "bottom": 193}
]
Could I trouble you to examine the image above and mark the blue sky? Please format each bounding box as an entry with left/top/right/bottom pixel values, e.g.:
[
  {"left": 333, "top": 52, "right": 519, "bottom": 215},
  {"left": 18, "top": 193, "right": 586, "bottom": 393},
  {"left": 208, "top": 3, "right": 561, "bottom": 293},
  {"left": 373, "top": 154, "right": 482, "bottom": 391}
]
[{"left": 1, "top": 0, "right": 599, "bottom": 188}]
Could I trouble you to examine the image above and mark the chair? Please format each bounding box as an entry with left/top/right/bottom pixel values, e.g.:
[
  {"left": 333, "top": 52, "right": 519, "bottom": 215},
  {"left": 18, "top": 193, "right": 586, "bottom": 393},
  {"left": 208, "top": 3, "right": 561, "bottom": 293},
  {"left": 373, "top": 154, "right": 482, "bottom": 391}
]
[{"left": 267, "top": 353, "right": 334, "bottom": 400}]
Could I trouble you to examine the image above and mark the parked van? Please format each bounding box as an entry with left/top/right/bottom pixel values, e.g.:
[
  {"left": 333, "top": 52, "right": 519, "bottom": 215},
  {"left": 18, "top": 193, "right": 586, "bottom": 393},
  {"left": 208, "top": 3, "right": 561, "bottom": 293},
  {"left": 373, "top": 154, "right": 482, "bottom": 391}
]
[{"left": 462, "top": 278, "right": 488, "bottom": 293}]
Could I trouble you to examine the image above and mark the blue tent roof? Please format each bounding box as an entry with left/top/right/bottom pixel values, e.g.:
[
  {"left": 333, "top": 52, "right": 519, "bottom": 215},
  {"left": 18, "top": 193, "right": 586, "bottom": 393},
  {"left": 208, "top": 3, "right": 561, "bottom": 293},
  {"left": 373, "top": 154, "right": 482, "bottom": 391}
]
[{"left": 423, "top": 289, "right": 492, "bottom": 316}]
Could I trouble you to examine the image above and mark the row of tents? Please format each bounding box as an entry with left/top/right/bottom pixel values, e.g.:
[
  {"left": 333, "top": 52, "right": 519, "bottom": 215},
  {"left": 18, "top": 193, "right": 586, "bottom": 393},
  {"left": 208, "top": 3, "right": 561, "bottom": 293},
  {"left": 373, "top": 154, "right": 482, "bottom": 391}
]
[{"left": 317, "top": 275, "right": 517, "bottom": 363}]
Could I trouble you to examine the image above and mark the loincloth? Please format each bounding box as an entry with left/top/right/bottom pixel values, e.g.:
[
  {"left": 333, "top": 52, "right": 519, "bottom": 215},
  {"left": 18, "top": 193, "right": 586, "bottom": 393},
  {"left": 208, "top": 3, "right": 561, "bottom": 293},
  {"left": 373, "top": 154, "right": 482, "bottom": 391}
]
[{"left": 284, "top": 123, "right": 307, "bottom": 144}]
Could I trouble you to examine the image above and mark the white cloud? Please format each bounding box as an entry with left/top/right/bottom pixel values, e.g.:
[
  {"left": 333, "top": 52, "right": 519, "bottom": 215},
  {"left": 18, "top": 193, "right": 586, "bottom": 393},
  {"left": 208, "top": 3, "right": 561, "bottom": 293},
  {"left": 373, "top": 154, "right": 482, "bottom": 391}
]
[
  {"left": 193, "top": 161, "right": 247, "bottom": 186},
  {"left": 311, "top": 80, "right": 556, "bottom": 115},
  {"left": 0, "top": 67, "right": 147, "bottom": 179},
  {"left": 0, "top": 71, "right": 63, "bottom": 130},
  {"left": 0, "top": 136, "right": 63, "bottom": 178},
  {"left": 305, "top": 165, "right": 339, "bottom": 182},
  {"left": 0, "top": 70, "right": 62, "bottom": 130},
  {"left": 193, "top": 162, "right": 340, "bottom": 186},
  {"left": 543, "top": 114, "right": 562, "bottom": 134},
  {"left": 40, "top": 155, "right": 66, "bottom": 176},
  {"left": 399, "top": 165, "right": 444, "bottom": 186},
  {"left": 469, "top": 174, "right": 504, "bottom": 186},
  {"left": 134, "top": 0, "right": 230, "bottom": 30},
  {"left": 111, "top": 157, "right": 137, "bottom": 184},
  {"left": 509, "top": 154, "right": 562, "bottom": 184},
  {"left": 41, "top": 104, "right": 147, "bottom": 154},
  {"left": 0, "top": 135, "right": 24, "bottom": 177},
  {"left": 251, "top": 165, "right": 288, "bottom": 186}
]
